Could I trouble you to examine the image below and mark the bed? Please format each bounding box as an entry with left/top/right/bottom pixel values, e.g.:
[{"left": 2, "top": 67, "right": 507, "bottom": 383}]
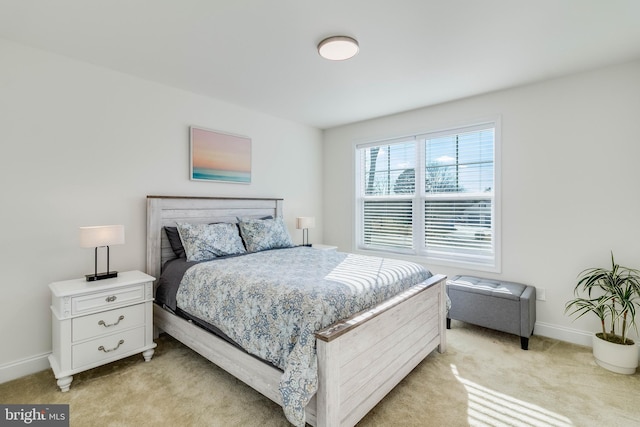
[{"left": 146, "top": 195, "right": 447, "bottom": 427}]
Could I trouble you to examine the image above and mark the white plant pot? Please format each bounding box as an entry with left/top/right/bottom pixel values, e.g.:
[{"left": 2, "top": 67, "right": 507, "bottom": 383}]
[{"left": 592, "top": 333, "right": 639, "bottom": 375}]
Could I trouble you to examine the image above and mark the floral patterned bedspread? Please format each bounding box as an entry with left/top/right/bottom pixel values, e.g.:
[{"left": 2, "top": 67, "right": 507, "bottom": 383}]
[{"left": 175, "top": 247, "right": 432, "bottom": 426}]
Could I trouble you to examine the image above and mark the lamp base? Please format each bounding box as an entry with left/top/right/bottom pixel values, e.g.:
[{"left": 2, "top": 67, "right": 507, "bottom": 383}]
[{"left": 85, "top": 271, "right": 118, "bottom": 282}]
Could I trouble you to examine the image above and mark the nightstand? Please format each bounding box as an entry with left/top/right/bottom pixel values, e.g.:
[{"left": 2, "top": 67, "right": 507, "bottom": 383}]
[
  {"left": 312, "top": 244, "right": 338, "bottom": 251},
  {"left": 48, "top": 270, "right": 156, "bottom": 392}
]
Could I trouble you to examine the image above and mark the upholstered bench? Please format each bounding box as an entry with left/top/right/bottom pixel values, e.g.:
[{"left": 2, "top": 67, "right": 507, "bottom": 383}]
[{"left": 446, "top": 275, "right": 536, "bottom": 350}]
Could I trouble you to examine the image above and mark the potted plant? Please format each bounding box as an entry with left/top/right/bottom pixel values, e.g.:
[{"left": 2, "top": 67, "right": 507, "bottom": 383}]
[{"left": 565, "top": 252, "right": 640, "bottom": 374}]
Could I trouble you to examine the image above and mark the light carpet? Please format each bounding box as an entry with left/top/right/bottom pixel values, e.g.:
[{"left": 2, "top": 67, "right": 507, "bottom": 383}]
[{"left": 2, "top": 321, "right": 639, "bottom": 426}]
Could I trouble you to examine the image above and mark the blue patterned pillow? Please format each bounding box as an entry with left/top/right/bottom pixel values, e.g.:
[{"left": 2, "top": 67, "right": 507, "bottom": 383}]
[
  {"left": 176, "top": 222, "right": 246, "bottom": 261},
  {"left": 237, "top": 217, "right": 294, "bottom": 253}
]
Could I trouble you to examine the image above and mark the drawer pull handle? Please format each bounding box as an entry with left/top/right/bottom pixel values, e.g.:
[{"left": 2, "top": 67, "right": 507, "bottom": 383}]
[
  {"left": 98, "top": 340, "right": 124, "bottom": 353},
  {"left": 105, "top": 296, "right": 117, "bottom": 303},
  {"left": 98, "top": 315, "right": 125, "bottom": 328}
]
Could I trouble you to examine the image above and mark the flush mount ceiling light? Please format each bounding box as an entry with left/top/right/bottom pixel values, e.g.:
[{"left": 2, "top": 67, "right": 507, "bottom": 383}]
[{"left": 317, "top": 36, "right": 359, "bottom": 61}]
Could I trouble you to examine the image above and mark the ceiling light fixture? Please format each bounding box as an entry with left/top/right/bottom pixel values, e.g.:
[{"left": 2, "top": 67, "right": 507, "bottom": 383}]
[{"left": 317, "top": 36, "right": 359, "bottom": 61}]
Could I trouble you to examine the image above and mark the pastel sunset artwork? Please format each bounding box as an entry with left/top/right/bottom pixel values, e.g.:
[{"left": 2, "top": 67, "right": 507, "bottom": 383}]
[{"left": 191, "top": 127, "right": 251, "bottom": 183}]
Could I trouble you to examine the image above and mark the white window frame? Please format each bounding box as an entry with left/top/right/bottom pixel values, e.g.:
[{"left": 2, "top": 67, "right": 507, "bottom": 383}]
[{"left": 354, "top": 119, "right": 501, "bottom": 273}]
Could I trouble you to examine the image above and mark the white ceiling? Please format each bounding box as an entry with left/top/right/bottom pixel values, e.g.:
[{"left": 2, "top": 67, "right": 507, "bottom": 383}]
[{"left": 1, "top": 0, "right": 640, "bottom": 129}]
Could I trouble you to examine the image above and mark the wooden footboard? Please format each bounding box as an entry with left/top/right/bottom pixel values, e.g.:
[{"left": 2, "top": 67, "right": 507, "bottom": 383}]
[{"left": 314, "top": 274, "right": 446, "bottom": 427}]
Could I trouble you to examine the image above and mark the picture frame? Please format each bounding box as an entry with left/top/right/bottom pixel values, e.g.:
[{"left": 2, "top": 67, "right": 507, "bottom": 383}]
[{"left": 190, "top": 126, "right": 251, "bottom": 184}]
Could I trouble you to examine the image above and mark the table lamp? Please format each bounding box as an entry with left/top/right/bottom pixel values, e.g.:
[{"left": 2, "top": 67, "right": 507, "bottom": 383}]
[
  {"left": 80, "top": 225, "right": 125, "bottom": 281},
  {"left": 295, "top": 217, "right": 315, "bottom": 246}
]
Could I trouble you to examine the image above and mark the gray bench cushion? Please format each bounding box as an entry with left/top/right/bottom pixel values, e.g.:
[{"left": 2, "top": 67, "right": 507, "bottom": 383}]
[{"left": 446, "top": 276, "right": 527, "bottom": 301}]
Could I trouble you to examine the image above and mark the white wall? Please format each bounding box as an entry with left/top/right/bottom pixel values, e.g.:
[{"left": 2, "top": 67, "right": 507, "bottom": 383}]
[
  {"left": 323, "top": 59, "right": 640, "bottom": 347},
  {"left": 0, "top": 38, "right": 323, "bottom": 382}
]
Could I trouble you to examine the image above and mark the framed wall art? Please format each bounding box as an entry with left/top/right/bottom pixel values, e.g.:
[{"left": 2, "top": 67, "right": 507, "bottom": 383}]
[{"left": 190, "top": 126, "right": 251, "bottom": 184}]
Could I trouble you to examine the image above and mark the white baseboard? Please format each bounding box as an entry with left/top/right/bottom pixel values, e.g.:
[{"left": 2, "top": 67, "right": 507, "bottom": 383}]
[
  {"left": 534, "top": 321, "right": 593, "bottom": 347},
  {"left": 0, "top": 352, "right": 51, "bottom": 384}
]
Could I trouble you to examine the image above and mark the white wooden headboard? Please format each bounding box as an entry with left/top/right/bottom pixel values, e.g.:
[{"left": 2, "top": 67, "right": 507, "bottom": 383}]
[{"left": 146, "top": 195, "right": 284, "bottom": 282}]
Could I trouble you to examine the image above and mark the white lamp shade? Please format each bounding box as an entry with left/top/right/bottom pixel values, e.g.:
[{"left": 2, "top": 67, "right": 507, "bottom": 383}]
[
  {"left": 296, "top": 217, "right": 316, "bottom": 229},
  {"left": 79, "top": 225, "right": 125, "bottom": 248}
]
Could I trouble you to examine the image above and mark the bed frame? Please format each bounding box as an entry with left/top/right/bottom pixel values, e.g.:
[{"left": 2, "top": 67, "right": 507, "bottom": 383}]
[{"left": 146, "top": 195, "right": 447, "bottom": 427}]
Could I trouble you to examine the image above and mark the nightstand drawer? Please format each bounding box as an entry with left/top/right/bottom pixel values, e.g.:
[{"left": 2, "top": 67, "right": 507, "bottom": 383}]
[
  {"left": 72, "top": 327, "right": 145, "bottom": 369},
  {"left": 72, "top": 303, "right": 145, "bottom": 342},
  {"left": 71, "top": 285, "right": 145, "bottom": 315}
]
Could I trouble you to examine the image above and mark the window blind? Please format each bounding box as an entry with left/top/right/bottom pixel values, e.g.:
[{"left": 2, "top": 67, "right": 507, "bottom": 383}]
[
  {"left": 356, "top": 123, "right": 498, "bottom": 268},
  {"left": 423, "top": 128, "right": 494, "bottom": 261},
  {"left": 363, "top": 199, "right": 413, "bottom": 250},
  {"left": 359, "top": 140, "right": 415, "bottom": 251}
]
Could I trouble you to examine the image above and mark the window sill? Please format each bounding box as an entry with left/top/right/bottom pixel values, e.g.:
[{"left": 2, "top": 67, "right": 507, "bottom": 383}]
[{"left": 353, "top": 247, "right": 500, "bottom": 274}]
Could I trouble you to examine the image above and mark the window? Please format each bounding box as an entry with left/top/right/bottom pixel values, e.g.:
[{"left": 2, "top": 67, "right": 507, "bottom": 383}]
[{"left": 356, "top": 122, "right": 499, "bottom": 270}]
